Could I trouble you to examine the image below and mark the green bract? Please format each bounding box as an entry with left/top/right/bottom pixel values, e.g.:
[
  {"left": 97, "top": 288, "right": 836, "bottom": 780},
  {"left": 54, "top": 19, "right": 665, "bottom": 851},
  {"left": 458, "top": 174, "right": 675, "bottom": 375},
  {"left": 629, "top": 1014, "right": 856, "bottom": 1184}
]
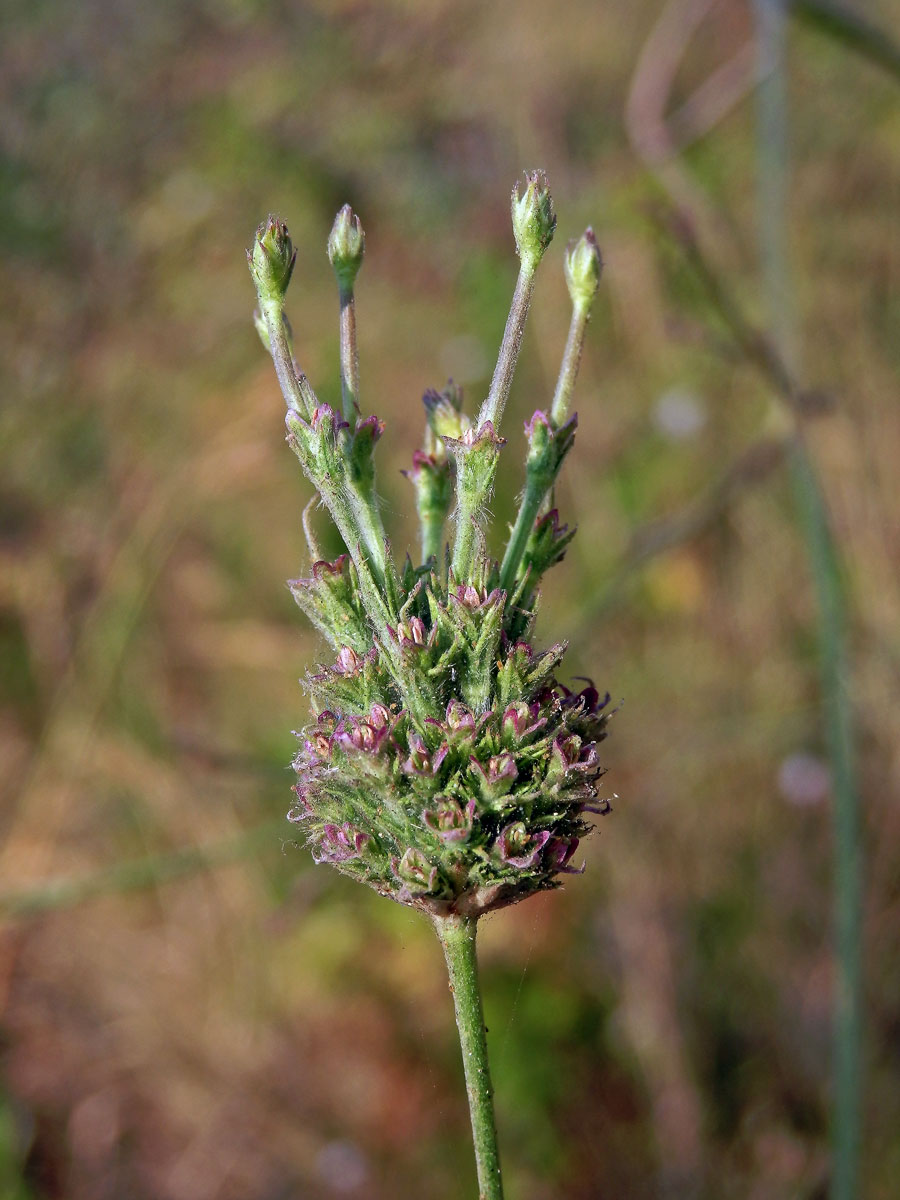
[{"left": 249, "top": 174, "right": 613, "bottom": 918}]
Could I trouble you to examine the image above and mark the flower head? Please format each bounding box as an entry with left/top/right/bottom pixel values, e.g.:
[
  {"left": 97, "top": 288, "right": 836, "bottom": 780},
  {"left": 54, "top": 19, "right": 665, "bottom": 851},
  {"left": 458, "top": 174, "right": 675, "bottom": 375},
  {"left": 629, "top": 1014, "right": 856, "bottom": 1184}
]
[{"left": 251, "top": 173, "right": 613, "bottom": 918}]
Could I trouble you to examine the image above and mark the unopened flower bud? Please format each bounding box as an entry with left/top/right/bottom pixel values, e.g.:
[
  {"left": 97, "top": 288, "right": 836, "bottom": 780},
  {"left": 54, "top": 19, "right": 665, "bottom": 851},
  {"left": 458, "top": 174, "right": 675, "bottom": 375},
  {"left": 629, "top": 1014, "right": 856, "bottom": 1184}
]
[
  {"left": 564, "top": 228, "right": 603, "bottom": 312},
  {"left": 327, "top": 204, "right": 365, "bottom": 290},
  {"left": 423, "top": 388, "right": 470, "bottom": 443},
  {"left": 511, "top": 170, "right": 556, "bottom": 266},
  {"left": 247, "top": 215, "right": 295, "bottom": 306}
]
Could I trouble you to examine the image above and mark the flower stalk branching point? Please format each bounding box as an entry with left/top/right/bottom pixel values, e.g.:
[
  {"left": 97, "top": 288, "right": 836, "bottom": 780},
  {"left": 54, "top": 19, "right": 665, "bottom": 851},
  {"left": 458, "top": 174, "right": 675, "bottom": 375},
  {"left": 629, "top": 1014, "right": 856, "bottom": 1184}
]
[{"left": 249, "top": 173, "right": 612, "bottom": 1198}]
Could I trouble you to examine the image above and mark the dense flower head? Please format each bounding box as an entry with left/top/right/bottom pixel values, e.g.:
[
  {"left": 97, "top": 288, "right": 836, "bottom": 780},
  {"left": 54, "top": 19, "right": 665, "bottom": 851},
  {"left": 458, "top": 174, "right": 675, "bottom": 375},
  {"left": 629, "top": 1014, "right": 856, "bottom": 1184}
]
[{"left": 250, "top": 172, "right": 615, "bottom": 916}]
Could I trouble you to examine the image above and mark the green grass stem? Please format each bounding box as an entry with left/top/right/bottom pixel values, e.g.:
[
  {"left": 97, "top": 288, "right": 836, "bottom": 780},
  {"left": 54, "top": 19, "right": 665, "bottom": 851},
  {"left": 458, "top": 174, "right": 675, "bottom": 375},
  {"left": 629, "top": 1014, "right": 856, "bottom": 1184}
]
[{"left": 753, "top": 5, "right": 863, "bottom": 1193}]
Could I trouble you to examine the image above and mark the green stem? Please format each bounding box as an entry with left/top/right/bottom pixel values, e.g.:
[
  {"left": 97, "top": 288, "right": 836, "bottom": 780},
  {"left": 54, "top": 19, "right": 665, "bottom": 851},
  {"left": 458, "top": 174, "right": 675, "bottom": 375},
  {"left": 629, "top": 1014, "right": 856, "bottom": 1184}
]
[
  {"left": 477, "top": 260, "right": 537, "bottom": 432},
  {"left": 421, "top": 515, "right": 445, "bottom": 566},
  {"left": 433, "top": 914, "right": 504, "bottom": 1200},
  {"left": 338, "top": 284, "right": 360, "bottom": 422},
  {"left": 499, "top": 295, "right": 592, "bottom": 590},
  {"left": 342, "top": 479, "right": 388, "bottom": 584},
  {"left": 261, "top": 299, "right": 318, "bottom": 417},
  {"left": 550, "top": 302, "right": 589, "bottom": 428},
  {"left": 499, "top": 478, "right": 543, "bottom": 595}
]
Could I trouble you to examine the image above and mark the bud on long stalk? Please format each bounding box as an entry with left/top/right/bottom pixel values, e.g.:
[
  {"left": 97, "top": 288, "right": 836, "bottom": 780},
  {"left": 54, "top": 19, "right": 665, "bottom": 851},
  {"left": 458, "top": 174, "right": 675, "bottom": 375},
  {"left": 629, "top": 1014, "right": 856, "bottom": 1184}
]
[
  {"left": 248, "top": 174, "right": 613, "bottom": 1198},
  {"left": 327, "top": 204, "right": 365, "bottom": 421},
  {"left": 552, "top": 228, "right": 603, "bottom": 426},
  {"left": 500, "top": 228, "right": 603, "bottom": 593},
  {"left": 450, "top": 172, "right": 557, "bottom": 582}
]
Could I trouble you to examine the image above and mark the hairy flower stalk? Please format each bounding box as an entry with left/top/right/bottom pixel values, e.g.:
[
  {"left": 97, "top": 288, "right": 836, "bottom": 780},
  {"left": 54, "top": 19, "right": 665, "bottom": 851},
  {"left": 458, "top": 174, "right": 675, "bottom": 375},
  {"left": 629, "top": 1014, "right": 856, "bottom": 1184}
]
[{"left": 249, "top": 174, "right": 611, "bottom": 1199}]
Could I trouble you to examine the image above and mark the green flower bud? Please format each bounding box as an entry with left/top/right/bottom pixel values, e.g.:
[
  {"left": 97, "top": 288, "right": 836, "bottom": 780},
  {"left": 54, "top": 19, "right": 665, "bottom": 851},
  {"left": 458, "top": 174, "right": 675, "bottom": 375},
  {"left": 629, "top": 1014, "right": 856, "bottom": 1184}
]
[
  {"left": 424, "top": 387, "right": 471, "bottom": 444},
  {"left": 327, "top": 204, "right": 365, "bottom": 290},
  {"left": 247, "top": 215, "right": 295, "bottom": 306},
  {"left": 564, "top": 228, "right": 603, "bottom": 312},
  {"left": 511, "top": 170, "right": 556, "bottom": 266}
]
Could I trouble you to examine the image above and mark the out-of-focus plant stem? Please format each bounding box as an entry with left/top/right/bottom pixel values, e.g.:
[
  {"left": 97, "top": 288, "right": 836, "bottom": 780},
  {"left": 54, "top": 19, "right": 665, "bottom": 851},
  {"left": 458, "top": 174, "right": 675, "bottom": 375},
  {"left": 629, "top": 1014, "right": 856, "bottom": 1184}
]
[
  {"left": 433, "top": 914, "right": 504, "bottom": 1200},
  {"left": 753, "top": 4, "right": 862, "bottom": 1196},
  {"left": 790, "top": 0, "right": 900, "bottom": 82}
]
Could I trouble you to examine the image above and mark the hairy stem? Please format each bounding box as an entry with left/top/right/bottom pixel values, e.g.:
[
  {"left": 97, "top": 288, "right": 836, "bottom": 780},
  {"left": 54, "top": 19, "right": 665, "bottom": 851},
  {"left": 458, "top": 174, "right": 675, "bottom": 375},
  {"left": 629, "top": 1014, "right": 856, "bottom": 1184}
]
[
  {"left": 449, "top": 443, "right": 500, "bottom": 582},
  {"left": 260, "top": 299, "right": 318, "bottom": 417},
  {"left": 342, "top": 480, "right": 388, "bottom": 585},
  {"left": 433, "top": 914, "right": 504, "bottom": 1200},
  {"left": 477, "top": 260, "right": 537, "bottom": 432},
  {"left": 421, "top": 516, "right": 445, "bottom": 566},
  {"left": 550, "top": 302, "right": 590, "bottom": 428},
  {"left": 338, "top": 284, "right": 360, "bottom": 422},
  {"left": 499, "top": 479, "right": 543, "bottom": 595}
]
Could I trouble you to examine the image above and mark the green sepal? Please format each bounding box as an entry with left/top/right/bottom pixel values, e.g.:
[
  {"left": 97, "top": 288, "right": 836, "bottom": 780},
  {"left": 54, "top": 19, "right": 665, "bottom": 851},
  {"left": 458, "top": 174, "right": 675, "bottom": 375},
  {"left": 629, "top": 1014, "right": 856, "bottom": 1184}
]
[
  {"left": 524, "top": 411, "right": 577, "bottom": 489},
  {"left": 288, "top": 554, "right": 371, "bottom": 653},
  {"left": 346, "top": 414, "right": 384, "bottom": 491},
  {"left": 446, "top": 421, "right": 505, "bottom": 581},
  {"left": 520, "top": 509, "right": 576, "bottom": 581}
]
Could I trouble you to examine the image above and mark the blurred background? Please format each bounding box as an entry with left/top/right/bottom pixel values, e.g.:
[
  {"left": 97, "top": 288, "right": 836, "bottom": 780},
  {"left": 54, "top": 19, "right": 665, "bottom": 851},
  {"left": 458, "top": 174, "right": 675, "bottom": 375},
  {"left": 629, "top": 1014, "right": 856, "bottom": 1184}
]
[{"left": 1, "top": 0, "right": 898, "bottom": 1196}]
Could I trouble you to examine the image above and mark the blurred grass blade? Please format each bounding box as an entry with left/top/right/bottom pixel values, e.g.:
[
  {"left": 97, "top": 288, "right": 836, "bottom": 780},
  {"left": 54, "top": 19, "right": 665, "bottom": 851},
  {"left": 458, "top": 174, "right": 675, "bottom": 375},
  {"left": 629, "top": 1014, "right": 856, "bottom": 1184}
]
[
  {"left": 0, "top": 818, "right": 289, "bottom": 920},
  {"left": 753, "top": 5, "right": 863, "bottom": 1197},
  {"left": 790, "top": 0, "right": 900, "bottom": 82}
]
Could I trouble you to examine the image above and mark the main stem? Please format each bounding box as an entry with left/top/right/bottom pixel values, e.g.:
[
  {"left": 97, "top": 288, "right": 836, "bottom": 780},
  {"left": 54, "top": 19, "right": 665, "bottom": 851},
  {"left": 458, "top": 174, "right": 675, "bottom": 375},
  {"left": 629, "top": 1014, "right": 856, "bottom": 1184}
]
[{"left": 433, "top": 914, "right": 504, "bottom": 1200}]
